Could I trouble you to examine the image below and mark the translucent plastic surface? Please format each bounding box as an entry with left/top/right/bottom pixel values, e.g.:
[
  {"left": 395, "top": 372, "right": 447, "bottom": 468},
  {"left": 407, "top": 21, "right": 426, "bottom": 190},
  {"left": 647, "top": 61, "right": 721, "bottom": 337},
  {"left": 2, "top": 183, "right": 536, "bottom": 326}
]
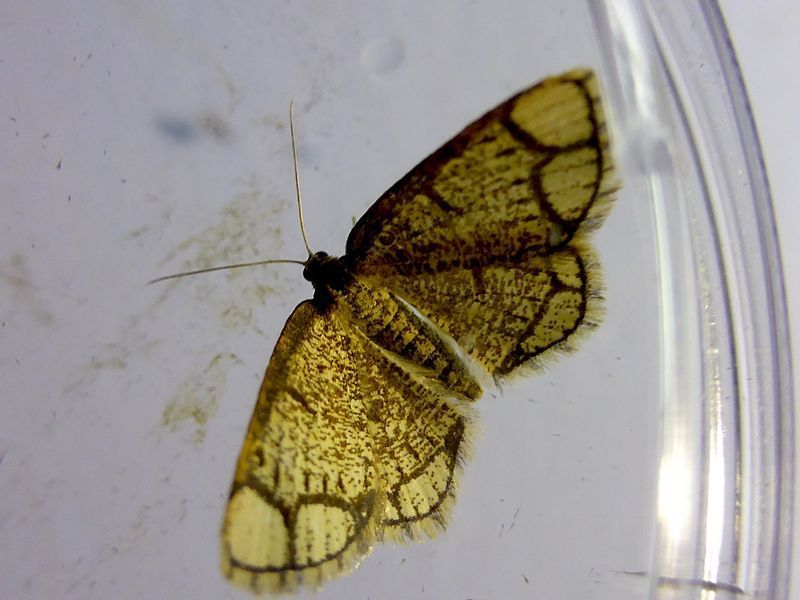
[
  {"left": 593, "top": 1, "right": 794, "bottom": 598},
  {"left": 0, "top": 2, "right": 791, "bottom": 599}
]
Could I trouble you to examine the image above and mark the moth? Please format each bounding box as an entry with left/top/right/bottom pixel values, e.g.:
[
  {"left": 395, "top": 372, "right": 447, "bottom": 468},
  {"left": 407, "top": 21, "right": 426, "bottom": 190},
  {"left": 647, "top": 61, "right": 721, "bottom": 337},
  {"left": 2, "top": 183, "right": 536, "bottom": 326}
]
[{"left": 219, "top": 69, "right": 616, "bottom": 593}]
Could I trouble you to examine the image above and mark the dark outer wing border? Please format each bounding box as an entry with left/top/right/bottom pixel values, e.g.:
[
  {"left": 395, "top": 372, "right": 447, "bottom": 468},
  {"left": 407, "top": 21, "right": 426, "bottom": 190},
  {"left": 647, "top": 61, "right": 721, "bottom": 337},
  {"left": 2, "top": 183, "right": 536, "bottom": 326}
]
[{"left": 343, "top": 70, "right": 604, "bottom": 265}]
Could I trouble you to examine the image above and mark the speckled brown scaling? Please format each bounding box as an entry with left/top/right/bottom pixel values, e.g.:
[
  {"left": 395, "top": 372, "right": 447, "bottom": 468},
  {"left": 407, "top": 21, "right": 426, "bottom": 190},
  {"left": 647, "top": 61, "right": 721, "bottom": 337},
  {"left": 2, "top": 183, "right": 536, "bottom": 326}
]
[{"left": 221, "top": 69, "right": 618, "bottom": 593}]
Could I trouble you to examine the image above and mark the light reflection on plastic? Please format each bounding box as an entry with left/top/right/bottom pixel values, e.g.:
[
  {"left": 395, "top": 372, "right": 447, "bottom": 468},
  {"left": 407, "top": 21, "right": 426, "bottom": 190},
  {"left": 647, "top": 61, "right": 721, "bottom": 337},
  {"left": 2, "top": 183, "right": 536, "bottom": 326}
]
[
  {"left": 657, "top": 449, "right": 692, "bottom": 556},
  {"left": 703, "top": 401, "right": 726, "bottom": 593}
]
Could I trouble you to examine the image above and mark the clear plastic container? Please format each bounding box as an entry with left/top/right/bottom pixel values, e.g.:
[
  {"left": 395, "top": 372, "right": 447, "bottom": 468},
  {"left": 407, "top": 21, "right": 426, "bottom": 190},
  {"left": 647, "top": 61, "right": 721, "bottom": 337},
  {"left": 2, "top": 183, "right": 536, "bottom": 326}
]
[
  {"left": 0, "top": 1, "right": 792, "bottom": 599},
  {"left": 592, "top": 2, "right": 794, "bottom": 598}
]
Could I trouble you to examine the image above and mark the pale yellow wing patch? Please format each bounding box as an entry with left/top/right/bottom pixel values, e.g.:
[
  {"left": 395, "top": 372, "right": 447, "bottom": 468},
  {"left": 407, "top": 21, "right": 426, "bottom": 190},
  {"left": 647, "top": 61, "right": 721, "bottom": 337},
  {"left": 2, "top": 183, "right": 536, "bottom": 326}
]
[
  {"left": 345, "top": 69, "right": 615, "bottom": 274},
  {"left": 359, "top": 350, "right": 469, "bottom": 540},
  {"left": 361, "top": 244, "right": 600, "bottom": 376},
  {"left": 221, "top": 301, "right": 379, "bottom": 593},
  {"left": 346, "top": 69, "right": 615, "bottom": 376},
  {"left": 221, "top": 299, "right": 472, "bottom": 592},
  {"left": 220, "top": 68, "right": 618, "bottom": 594}
]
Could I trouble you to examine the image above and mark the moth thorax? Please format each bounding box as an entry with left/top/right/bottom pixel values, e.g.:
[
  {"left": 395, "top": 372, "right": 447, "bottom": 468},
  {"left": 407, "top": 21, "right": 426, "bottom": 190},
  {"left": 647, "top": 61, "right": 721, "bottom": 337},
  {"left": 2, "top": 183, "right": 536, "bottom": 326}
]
[{"left": 303, "top": 251, "right": 350, "bottom": 292}]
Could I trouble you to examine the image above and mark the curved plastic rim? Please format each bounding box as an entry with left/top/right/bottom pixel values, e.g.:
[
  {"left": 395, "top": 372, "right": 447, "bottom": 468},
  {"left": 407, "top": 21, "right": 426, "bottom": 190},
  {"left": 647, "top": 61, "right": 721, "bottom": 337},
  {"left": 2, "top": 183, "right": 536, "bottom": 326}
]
[{"left": 590, "top": 1, "right": 794, "bottom": 598}]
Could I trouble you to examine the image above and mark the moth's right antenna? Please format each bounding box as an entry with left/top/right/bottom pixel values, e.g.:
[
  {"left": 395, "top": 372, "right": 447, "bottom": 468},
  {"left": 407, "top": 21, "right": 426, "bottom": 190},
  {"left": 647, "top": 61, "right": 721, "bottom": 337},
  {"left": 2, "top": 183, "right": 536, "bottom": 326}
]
[{"left": 289, "top": 101, "right": 313, "bottom": 258}]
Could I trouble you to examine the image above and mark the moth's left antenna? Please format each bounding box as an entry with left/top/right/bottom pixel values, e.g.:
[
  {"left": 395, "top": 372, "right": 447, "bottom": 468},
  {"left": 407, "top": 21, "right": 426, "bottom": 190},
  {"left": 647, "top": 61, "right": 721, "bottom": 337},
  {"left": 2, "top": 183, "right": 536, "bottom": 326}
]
[
  {"left": 289, "top": 101, "right": 313, "bottom": 258},
  {"left": 146, "top": 258, "right": 305, "bottom": 285}
]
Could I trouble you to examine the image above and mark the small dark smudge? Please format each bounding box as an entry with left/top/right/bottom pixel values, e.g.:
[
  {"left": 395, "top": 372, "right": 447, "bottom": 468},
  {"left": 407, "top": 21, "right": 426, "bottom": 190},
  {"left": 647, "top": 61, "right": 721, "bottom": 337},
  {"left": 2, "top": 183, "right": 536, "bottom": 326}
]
[{"left": 155, "top": 115, "right": 196, "bottom": 143}]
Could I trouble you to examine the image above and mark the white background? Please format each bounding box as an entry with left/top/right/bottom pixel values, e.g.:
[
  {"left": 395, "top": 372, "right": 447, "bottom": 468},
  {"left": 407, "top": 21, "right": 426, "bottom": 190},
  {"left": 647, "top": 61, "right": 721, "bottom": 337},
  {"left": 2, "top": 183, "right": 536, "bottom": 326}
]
[
  {"left": 0, "top": 2, "right": 796, "bottom": 599},
  {"left": 0, "top": 3, "right": 659, "bottom": 599}
]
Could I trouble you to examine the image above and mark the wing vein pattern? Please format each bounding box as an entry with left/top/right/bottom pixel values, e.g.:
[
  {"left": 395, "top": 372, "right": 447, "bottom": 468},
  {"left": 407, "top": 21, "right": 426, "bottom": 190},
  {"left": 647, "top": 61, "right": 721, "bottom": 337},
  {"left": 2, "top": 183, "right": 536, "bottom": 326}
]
[{"left": 221, "top": 69, "right": 616, "bottom": 592}]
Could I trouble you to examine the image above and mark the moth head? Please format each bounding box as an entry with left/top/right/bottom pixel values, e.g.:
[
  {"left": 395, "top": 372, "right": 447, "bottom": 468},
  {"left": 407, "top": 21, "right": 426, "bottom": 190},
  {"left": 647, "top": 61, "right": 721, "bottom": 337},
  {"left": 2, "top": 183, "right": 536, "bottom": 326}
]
[{"left": 303, "top": 251, "right": 349, "bottom": 291}]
